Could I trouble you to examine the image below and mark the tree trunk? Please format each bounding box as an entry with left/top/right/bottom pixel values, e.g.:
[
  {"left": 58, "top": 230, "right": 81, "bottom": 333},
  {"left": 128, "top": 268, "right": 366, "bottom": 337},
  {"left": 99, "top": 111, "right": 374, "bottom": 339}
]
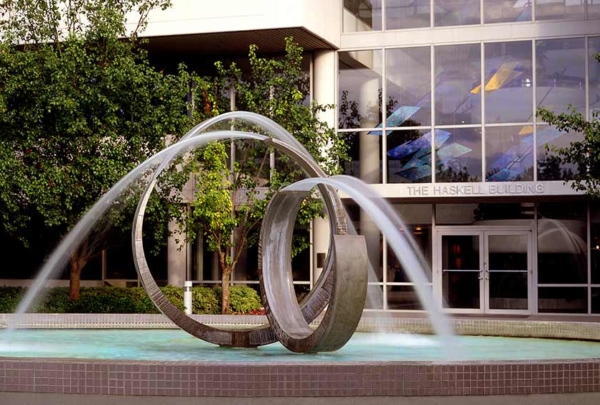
[
  {"left": 221, "top": 269, "right": 232, "bottom": 314},
  {"left": 69, "top": 241, "right": 89, "bottom": 301}
]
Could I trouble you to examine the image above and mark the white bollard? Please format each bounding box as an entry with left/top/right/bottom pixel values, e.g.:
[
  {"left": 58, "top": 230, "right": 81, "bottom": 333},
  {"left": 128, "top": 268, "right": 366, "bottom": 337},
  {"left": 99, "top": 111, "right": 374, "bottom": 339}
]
[{"left": 184, "top": 281, "right": 193, "bottom": 315}]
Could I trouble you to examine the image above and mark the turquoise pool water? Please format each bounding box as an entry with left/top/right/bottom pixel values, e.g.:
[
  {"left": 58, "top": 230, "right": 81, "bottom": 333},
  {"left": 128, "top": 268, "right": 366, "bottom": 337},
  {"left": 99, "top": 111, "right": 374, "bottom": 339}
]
[{"left": 0, "top": 329, "right": 599, "bottom": 362}]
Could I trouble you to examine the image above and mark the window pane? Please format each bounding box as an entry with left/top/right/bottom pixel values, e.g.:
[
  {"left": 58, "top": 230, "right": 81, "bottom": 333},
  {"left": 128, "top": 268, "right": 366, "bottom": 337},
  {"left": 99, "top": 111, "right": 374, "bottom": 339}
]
[
  {"left": 435, "top": 44, "right": 481, "bottom": 125},
  {"left": 387, "top": 285, "right": 428, "bottom": 310},
  {"left": 339, "top": 50, "right": 383, "bottom": 129},
  {"left": 592, "top": 204, "right": 600, "bottom": 284},
  {"left": 590, "top": 38, "right": 600, "bottom": 118},
  {"left": 387, "top": 205, "right": 432, "bottom": 282},
  {"left": 538, "top": 287, "right": 587, "bottom": 313},
  {"left": 536, "top": 125, "right": 584, "bottom": 181},
  {"left": 485, "top": 126, "right": 534, "bottom": 182},
  {"left": 535, "top": 0, "right": 586, "bottom": 21},
  {"left": 343, "top": 0, "right": 382, "bottom": 32},
  {"left": 590, "top": 1, "right": 600, "bottom": 19},
  {"left": 537, "top": 203, "right": 587, "bottom": 284},
  {"left": 536, "top": 38, "right": 586, "bottom": 115},
  {"left": 434, "top": 0, "right": 480, "bottom": 26},
  {"left": 484, "top": 0, "right": 531, "bottom": 23},
  {"left": 593, "top": 288, "right": 600, "bottom": 313},
  {"left": 436, "top": 203, "right": 534, "bottom": 225},
  {"left": 435, "top": 127, "right": 482, "bottom": 182},
  {"left": 386, "top": 0, "right": 430, "bottom": 29},
  {"left": 387, "top": 47, "right": 431, "bottom": 127},
  {"left": 387, "top": 129, "right": 434, "bottom": 183},
  {"left": 484, "top": 41, "right": 533, "bottom": 123}
]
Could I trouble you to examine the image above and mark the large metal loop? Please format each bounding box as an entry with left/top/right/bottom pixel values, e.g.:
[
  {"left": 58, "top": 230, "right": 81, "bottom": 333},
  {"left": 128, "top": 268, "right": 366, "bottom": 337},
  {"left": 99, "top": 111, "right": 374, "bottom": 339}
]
[{"left": 132, "top": 116, "right": 349, "bottom": 348}]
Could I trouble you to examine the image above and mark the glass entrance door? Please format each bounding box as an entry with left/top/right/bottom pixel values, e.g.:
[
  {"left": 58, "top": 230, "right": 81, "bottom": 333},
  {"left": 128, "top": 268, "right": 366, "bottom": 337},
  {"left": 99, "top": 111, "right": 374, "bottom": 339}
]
[{"left": 437, "top": 228, "right": 532, "bottom": 314}]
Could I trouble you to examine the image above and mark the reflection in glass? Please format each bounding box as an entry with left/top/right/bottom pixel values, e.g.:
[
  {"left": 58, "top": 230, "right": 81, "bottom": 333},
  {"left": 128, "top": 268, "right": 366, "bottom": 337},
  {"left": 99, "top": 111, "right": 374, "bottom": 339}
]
[
  {"left": 590, "top": 38, "right": 600, "bottom": 119},
  {"left": 536, "top": 38, "right": 586, "bottom": 115},
  {"left": 535, "top": 0, "right": 586, "bottom": 21},
  {"left": 536, "top": 125, "right": 585, "bottom": 181},
  {"left": 366, "top": 284, "right": 384, "bottom": 309},
  {"left": 442, "top": 235, "right": 481, "bottom": 309},
  {"left": 488, "top": 234, "right": 528, "bottom": 310},
  {"left": 339, "top": 50, "right": 383, "bottom": 129},
  {"left": 591, "top": 204, "right": 600, "bottom": 284},
  {"left": 386, "top": 0, "right": 430, "bottom": 29},
  {"left": 435, "top": 128, "right": 482, "bottom": 182},
  {"left": 590, "top": 1, "right": 600, "bottom": 19},
  {"left": 435, "top": 44, "right": 481, "bottom": 125},
  {"left": 387, "top": 129, "right": 432, "bottom": 183},
  {"left": 484, "top": 41, "right": 533, "bottom": 123},
  {"left": 343, "top": 0, "right": 382, "bottom": 32},
  {"left": 387, "top": 47, "right": 431, "bottom": 127},
  {"left": 484, "top": 0, "right": 531, "bottom": 23},
  {"left": 538, "top": 287, "right": 587, "bottom": 313},
  {"left": 537, "top": 203, "right": 587, "bottom": 284},
  {"left": 485, "top": 126, "right": 534, "bottom": 182},
  {"left": 387, "top": 206, "right": 432, "bottom": 283},
  {"left": 434, "top": 0, "right": 480, "bottom": 26},
  {"left": 436, "top": 203, "right": 535, "bottom": 225},
  {"left": 593, "top": 288, "right": 600, "bottom": 314},
  {"left": 387, "top": 285, "right": 427, "bottom": 310}
]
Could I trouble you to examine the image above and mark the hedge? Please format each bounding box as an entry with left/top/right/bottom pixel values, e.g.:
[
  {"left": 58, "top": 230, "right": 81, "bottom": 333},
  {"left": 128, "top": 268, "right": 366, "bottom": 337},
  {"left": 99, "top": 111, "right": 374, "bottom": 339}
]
[{"left": 0, "top": 285, "right": 262, "bottom": 314}]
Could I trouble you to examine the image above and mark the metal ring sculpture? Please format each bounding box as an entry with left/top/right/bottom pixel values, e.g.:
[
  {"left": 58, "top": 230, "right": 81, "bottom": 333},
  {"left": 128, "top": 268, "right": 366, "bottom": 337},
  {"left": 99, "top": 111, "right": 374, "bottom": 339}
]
[{"left": 132, "top": 112, "right": 368, "bottom": 352}]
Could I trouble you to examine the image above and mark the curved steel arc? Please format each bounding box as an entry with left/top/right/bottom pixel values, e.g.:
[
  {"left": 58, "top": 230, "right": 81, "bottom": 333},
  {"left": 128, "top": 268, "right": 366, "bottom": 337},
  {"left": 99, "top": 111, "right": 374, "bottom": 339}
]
[
  {"left": 132, "top": 132, "right": 346, "bottom": 347},
  {"left": 277, "top": 175, "right": 457, "bottom": 353}
]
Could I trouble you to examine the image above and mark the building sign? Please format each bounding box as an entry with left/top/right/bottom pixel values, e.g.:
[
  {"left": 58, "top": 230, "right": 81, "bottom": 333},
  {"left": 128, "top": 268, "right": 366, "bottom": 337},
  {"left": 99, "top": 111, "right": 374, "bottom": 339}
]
[
  {"left": 405, "top": 183, "right": 546, "bottom": 197},
  {"left": 353, "top": 181, "right": 583, "bottom": 199}
]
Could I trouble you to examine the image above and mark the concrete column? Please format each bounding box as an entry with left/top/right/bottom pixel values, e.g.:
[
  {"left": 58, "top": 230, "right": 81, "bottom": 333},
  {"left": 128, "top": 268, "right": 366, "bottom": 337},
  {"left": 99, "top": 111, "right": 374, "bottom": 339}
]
[
  {"left": 167, "top": 219, "right": 186, "bottom": 287},
  {"left": 312, "top": 50, "right": 336, "bottom": 283}
]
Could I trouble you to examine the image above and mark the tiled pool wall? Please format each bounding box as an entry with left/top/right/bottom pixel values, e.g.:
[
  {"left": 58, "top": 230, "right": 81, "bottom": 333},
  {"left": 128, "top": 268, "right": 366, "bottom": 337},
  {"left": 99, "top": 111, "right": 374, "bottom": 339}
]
[
  {"left": 1, "top": 359, "right": 599, "bottom": 397},
  {"left": 2, "top": 314, "right": 600, "bottom": 397}
]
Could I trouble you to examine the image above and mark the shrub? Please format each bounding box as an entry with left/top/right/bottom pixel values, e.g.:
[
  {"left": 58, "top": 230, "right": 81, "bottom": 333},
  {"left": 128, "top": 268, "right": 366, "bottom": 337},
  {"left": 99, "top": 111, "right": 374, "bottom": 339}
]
[
  {"left": 0, "top": 285, "right": 262, "bottom": 314},
  {"left": 213, "top": 285, "right": 262, "bottom": 314}
]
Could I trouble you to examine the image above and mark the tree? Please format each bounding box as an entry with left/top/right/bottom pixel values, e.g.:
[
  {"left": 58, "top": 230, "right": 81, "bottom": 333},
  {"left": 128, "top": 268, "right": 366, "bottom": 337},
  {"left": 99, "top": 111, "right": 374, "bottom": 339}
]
[
  {"left": 183, "top": 38, "right": 349, "bottom": 314},
  {"left": 537, "top": 54, "right": 600, "bottom": 197},
  {"left": 0, "top": 0, "right": 193, "bottom": 299}
]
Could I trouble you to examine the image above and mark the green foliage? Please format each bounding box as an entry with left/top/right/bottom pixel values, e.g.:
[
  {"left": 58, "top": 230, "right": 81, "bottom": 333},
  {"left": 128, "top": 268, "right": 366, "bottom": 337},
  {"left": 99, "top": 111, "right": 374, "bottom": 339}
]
[
  {"left": 182, "top": 39, "right": 349, "bottom": 313},
  {"left": 0, "top": 0, "right": 194, "bottom": 298},
  {"left": 537, "top": 51, "right": 600, "bottom": 198},
  {"left": 213, "top": 285, "right": 262, "bottom": 314},
  {"left": 0, "top": 285, "right": 259, "bottom": 314}
]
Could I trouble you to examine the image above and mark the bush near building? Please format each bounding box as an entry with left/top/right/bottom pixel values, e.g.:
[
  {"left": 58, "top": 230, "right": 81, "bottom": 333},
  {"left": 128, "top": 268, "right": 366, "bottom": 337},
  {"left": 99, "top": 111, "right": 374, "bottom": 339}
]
[{"left": 0, "top": 285, "right": 261, "bottom": 314}]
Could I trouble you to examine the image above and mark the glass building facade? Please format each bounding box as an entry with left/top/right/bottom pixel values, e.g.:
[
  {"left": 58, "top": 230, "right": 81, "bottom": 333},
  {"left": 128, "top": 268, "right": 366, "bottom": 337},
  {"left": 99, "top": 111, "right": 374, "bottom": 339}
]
[{"left": 340, "top": 0, "right": 600, "bottom": 314}]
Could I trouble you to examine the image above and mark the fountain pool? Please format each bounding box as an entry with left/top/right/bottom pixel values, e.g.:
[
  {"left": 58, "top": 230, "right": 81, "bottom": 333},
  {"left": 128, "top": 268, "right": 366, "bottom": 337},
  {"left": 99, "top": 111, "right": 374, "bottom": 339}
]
[{"left": 1, "top": 329, "right": 600, "bottom": 362}]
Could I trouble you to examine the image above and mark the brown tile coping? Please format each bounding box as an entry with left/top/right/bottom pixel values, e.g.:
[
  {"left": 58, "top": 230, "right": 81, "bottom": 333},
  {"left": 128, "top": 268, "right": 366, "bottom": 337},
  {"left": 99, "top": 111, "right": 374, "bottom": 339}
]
[{"left": 0, "top": 357, "right": 599, "bottom": 397}]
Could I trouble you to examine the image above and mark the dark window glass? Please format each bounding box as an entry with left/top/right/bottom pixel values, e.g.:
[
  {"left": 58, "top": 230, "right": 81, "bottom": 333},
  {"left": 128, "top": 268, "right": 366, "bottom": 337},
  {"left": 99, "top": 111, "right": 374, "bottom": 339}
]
[
  {"left": 538, "top": 287, "right": 587, "bottom": 313},
  {"left": 537, "top": 203, "right": 587, "bottom": 284},
  {"left": 387, "top": 285, "right": 428, "bottom": 310}
]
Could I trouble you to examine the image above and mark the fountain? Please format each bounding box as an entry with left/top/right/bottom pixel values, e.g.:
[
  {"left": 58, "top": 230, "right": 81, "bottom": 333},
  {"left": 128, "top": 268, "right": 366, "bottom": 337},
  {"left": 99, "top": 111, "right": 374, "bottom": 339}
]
[{"left": 1, "top": 112, "right": 600, "bottom": 402}]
